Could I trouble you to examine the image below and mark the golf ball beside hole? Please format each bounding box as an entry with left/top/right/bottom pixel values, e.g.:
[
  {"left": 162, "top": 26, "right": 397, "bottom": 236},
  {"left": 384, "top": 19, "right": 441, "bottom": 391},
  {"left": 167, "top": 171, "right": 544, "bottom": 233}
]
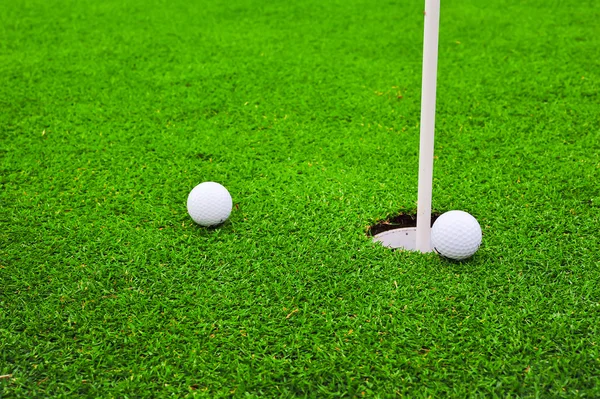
[
  {"left": 187, "top": 182, "right": 232, "bottom": 227},
  {"left": 431, "top": 210, "right": 482, "bottom": 260}
]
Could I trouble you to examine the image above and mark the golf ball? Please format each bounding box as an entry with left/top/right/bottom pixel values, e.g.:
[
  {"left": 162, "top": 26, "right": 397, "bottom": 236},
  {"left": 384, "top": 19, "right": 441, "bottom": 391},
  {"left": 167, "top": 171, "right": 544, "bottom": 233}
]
[
  {"left": 431, "top": 210, "right": 482, "bottom": 260},
  {"left": 186, "top": 182, "right": 233, "bottom": 227}
]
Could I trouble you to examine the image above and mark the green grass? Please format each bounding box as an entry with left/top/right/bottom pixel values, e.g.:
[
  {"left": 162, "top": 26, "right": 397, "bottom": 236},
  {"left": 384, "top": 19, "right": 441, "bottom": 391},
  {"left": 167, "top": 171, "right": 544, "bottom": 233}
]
[{"left": 1, "top": 0, "right": 599, "bottom": 396}]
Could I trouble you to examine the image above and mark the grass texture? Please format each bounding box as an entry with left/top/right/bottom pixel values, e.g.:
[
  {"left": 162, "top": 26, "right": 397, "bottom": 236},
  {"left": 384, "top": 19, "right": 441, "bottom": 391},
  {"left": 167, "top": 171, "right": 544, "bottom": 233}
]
[{"left": 1, "top": 0, "right": 599, "bottom": 397}]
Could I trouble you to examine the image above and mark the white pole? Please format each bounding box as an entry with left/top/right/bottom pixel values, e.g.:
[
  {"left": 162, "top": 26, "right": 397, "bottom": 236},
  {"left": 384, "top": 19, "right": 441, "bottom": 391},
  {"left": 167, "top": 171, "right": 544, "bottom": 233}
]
[{"left": 415, "top": 0, "right": 440, "bottom": 253}]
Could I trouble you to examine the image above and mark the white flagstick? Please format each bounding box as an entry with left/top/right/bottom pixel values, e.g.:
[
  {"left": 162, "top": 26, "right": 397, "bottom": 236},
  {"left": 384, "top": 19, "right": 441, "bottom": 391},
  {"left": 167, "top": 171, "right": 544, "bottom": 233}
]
[{"left": 415, "top": 0, "right": 440, "bottom": 253}]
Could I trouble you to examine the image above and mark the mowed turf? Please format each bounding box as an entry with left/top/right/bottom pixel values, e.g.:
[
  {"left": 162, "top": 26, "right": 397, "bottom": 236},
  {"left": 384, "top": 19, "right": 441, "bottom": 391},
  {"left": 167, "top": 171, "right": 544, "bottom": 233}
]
[{"left": 1, "top": 0, "right": 599, "bottom": 396}]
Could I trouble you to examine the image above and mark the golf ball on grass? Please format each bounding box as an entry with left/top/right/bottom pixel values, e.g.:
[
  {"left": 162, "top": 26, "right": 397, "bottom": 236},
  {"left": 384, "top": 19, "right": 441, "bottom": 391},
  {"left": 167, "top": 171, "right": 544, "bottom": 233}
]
[
  {"left": 187, "top": 182, "right": 232, "bottom": 227},
  {"left": 431, "top": 210, "right": 482, "bottom": 260}
]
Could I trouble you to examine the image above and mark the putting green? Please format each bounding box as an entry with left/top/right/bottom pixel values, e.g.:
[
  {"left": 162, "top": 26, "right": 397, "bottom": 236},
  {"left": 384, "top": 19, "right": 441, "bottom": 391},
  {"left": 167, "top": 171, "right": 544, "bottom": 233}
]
[{"left": 1, "top": 0, "right": 599, "bottom": 396}]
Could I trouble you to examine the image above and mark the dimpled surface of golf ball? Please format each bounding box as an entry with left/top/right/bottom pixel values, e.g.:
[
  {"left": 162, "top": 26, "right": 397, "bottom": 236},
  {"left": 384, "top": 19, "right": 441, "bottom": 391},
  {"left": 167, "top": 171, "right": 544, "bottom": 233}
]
[
  {"left": 187, "top": 182, "right": 232, "bottom": 227},
  {"left": 431, "top": 210, "right": 482, "bottom": 260}
]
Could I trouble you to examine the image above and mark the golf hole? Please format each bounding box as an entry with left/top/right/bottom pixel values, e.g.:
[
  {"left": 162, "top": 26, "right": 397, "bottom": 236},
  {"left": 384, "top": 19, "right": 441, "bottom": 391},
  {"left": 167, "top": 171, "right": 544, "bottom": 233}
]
[
  {"left": 368, "top": 211, "right": 441, "bottom": 251},
  {"left": 368, "top": 211, "right": 441, "bottom": 236}
]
